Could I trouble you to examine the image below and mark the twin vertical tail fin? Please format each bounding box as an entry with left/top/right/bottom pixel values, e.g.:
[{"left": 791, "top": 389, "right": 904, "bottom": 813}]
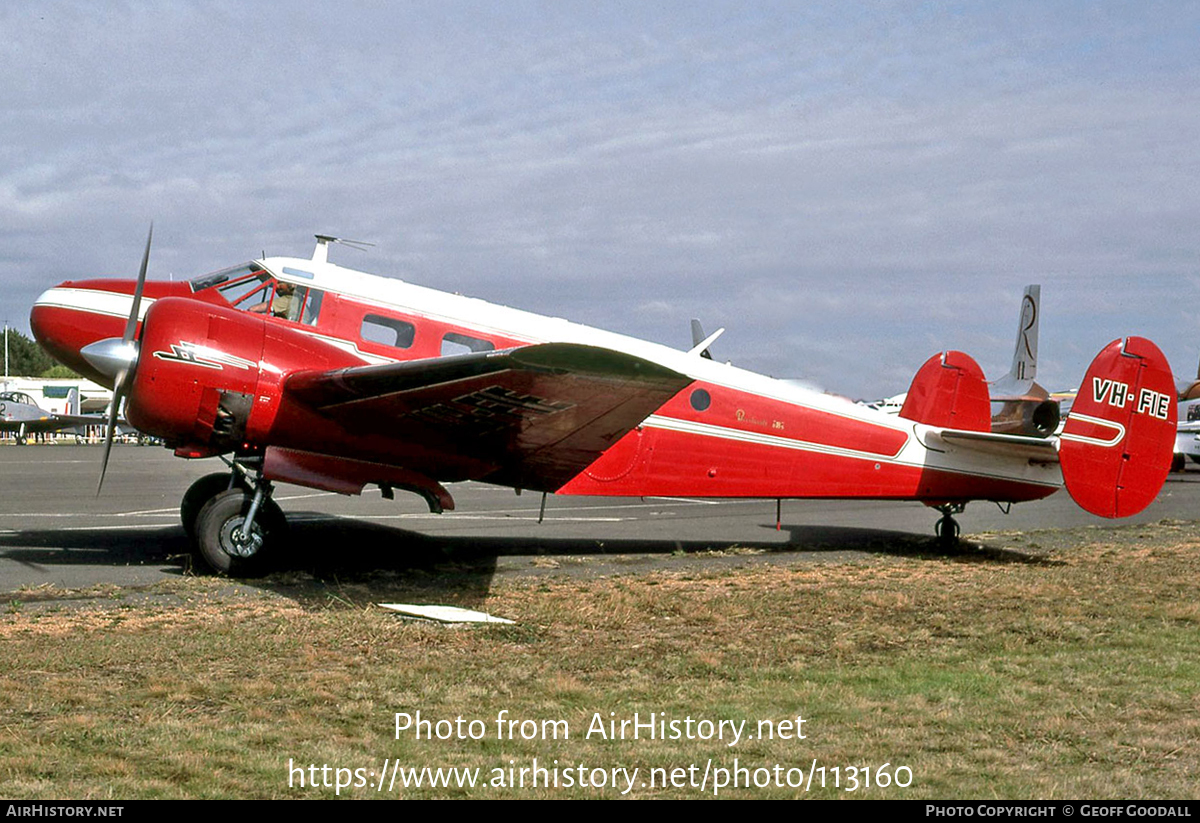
[
  {"left": 1059, "top": 337, "right": 1177, "bottom": 517},
  {"left": 899, "top": 350, "right": 992, "bottom": 431}
]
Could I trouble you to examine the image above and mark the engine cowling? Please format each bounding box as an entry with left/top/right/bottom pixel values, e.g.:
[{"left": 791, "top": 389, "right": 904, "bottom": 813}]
[
  {"left": 127, "top": 298, "right": 267, "bottom": 449},
  {"left": 126, "top": 297, "right": 365, "bottom": 452}
]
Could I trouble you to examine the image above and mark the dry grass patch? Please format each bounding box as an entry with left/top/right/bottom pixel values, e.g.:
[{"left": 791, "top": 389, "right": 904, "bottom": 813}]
[{"left": 1, "top": 523, "right": 1198, "bottom": 797}]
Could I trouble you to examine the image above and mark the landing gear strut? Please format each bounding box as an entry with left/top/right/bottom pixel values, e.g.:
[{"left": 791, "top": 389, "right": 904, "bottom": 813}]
[
  {"left": 933, "top": 503, "right": 965, "bottom": 543},
  {"left": 185, "top": 458, "right": 287, "bottom": 576}
]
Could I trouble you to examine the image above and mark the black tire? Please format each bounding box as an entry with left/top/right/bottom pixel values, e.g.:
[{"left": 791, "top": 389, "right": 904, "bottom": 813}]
[
  {"left": 935, "top": 516, "right": 960, "bottom": 543},
  {"left": 181, "top": 473, "right": 250, "bottom": 537},
  {"left": 192, "top": 488, "right": 287, "bottom": 577}
]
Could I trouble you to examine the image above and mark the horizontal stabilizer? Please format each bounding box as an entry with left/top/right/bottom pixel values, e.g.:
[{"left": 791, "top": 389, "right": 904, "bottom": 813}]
[
  {"left": 932, "top": 428, "right": 1059, "bottom": 462},
  {"left": 900, "top": 351, "right": 991, "bottom": 432},
  {"left": 1059, "top": 337, "right": 1176, "bottom": 517}
]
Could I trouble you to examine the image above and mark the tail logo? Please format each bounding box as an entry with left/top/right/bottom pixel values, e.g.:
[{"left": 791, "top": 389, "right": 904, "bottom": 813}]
[{"left": 1018, "top": 294, "right": 1037, "bottom": 362}]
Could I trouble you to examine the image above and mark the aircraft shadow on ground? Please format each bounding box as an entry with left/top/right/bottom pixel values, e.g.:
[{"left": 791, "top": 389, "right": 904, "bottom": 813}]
[
  {"left": 0, "top": 526, "right": 190, "bottom": 567},
  {"left": 0, "top": 512, "right": 1058, "bottom": 609}
]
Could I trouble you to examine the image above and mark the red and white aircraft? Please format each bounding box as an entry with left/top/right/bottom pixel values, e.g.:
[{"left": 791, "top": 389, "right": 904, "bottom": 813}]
[{"left": 30, "top": 230, "right": 1178, "bottom": 574}]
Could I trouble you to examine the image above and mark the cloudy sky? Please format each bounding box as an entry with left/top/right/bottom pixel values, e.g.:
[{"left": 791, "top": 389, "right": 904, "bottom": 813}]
[{"left": 3, "top": 2, "right": 1198, "bottom": 398}]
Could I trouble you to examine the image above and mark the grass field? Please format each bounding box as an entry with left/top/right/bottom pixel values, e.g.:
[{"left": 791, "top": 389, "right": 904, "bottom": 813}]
[{"left": 2, "top": 521, "right": 1198, "bottom": 799}]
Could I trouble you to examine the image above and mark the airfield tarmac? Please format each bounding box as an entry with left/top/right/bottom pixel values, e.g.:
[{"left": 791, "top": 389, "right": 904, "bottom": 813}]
[{"left": 1, "top": 443, "right": 1198, "bottom": 597}]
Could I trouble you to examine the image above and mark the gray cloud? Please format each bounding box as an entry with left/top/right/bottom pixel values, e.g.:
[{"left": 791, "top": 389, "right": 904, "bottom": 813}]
[{"left": 3, "top": 2, "right": 1198, "bottom": 397}]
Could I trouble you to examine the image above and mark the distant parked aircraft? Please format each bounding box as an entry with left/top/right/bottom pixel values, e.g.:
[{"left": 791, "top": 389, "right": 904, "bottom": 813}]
[{"left": 0, "top": 388, "right": 104, "bottom": 444}]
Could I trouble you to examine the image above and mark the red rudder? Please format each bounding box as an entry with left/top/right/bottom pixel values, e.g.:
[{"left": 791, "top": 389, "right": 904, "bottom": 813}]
[{"left": 1059, "top": 337, "right": 1176, "bottom": 517}]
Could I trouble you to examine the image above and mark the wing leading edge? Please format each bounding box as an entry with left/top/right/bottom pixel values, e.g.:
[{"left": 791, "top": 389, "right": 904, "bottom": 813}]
[{"left": 283, "top": 342, "right": 693, "bottom": 491}]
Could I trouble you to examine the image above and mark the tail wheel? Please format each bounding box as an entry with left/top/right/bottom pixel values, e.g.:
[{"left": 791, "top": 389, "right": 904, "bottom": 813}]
[
  {"left": 934, "top": 515, "right": 960, "bottom": 543},
  {"left": 192, "top": 488, "right": 287, "bottom": 577},
  {"left": 181, "top": 472, "right": 250, "bottom": 537},
  {"left": 933, "top": 503, "right": 965, "bottom": 544}
]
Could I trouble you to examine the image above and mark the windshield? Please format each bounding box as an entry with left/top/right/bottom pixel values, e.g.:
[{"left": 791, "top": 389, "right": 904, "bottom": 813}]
[{"left": 188, "top": 262, "right": 265, "bottom": 292}]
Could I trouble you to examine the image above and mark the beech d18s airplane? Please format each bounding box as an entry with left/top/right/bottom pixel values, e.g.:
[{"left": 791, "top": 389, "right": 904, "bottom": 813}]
[{"left": 30, "top": 229, "right": 1177, "bottom": 575}]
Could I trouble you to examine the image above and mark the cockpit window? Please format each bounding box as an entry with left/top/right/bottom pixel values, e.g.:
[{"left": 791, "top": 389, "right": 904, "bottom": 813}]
[
  {"left": 217, "top": 271, "right": 273, "bottom": 311},
  {"left": 193, "top": 264, "right": 324, "bottom": 326},
  {"left": 298, "top": 287, "right": 323, "bottom": 325},
  {"left": 189, "top": 262, "right": 264, "bottom": 292},
  {"left": 264, "top": 283, "right": 323, "bottom": 324}
]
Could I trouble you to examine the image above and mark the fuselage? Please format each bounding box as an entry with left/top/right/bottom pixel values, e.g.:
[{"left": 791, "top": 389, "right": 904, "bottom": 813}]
[{"left": 30, "top": 247, "right": 1062, "bottom": 505}]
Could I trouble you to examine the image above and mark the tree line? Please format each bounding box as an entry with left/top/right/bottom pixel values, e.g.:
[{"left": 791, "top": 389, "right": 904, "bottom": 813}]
[{"left": 4, "top": 328, "right": 78, "bottom": 378}]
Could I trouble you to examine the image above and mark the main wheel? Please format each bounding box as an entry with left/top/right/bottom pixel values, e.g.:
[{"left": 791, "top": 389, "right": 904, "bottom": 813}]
[
  {"left": 181, "top": 472, "right": 250, "bottom": 537},
  {"left": 192, "top": 488, "right": 287, "bottom": 577}
]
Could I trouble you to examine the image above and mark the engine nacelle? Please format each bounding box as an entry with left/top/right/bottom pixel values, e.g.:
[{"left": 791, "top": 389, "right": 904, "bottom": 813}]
[
  {"left": 127, "top": 298, "right": 366, "bottom": 451},
  {"left": 127, "top": 298, "right": 267, "bottom": 448}
]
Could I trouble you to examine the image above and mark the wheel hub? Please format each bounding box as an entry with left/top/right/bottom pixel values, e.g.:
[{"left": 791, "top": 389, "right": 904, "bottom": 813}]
[{"left": 221, "top": 517, "right": 263, "bottom": 558}]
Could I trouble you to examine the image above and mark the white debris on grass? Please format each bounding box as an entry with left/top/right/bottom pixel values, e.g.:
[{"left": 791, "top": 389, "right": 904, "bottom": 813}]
[{"left": 378, "top": 603, "right": 515, "bottom": 624}]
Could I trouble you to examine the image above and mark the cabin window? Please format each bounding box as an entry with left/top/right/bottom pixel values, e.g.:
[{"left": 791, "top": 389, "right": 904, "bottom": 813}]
[
  {"left": 361, "top": 314, "right": 415, "bottom": 349},
  {"left": 441, "top": 332, "right": 495, "bottom": 356}
]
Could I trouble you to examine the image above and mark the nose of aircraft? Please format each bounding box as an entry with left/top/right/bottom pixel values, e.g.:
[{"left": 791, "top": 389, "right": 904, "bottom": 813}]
[{"left": 30, "top": 282, "right": 134, "bottom": 385}]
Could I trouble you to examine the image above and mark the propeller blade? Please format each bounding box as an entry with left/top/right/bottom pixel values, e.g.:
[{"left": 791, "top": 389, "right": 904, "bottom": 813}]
[
  {"left": 96, "top": 376, "right": 125, "bottom": 495},
  {"left": 123, "top": 223, "right": 152, "bottom": 343},
  {"left": 98, "top": 223, "right": 152, "bottom": 496}
]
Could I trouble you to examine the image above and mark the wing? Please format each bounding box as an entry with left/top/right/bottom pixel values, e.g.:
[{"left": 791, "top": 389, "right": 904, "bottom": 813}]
[{"left": 283, "top": 342, "right": 693, "bottom": 491}]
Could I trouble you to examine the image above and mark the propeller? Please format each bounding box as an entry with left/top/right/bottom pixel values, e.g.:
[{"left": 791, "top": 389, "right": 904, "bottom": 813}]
[{"left": 82, "top": 224, "right": 152, "bottom": 495}]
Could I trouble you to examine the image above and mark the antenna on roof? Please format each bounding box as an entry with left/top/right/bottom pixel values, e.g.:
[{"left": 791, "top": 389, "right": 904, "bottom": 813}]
[{"left": 313, "top": 234, "right": 375, "bottom": 264}]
